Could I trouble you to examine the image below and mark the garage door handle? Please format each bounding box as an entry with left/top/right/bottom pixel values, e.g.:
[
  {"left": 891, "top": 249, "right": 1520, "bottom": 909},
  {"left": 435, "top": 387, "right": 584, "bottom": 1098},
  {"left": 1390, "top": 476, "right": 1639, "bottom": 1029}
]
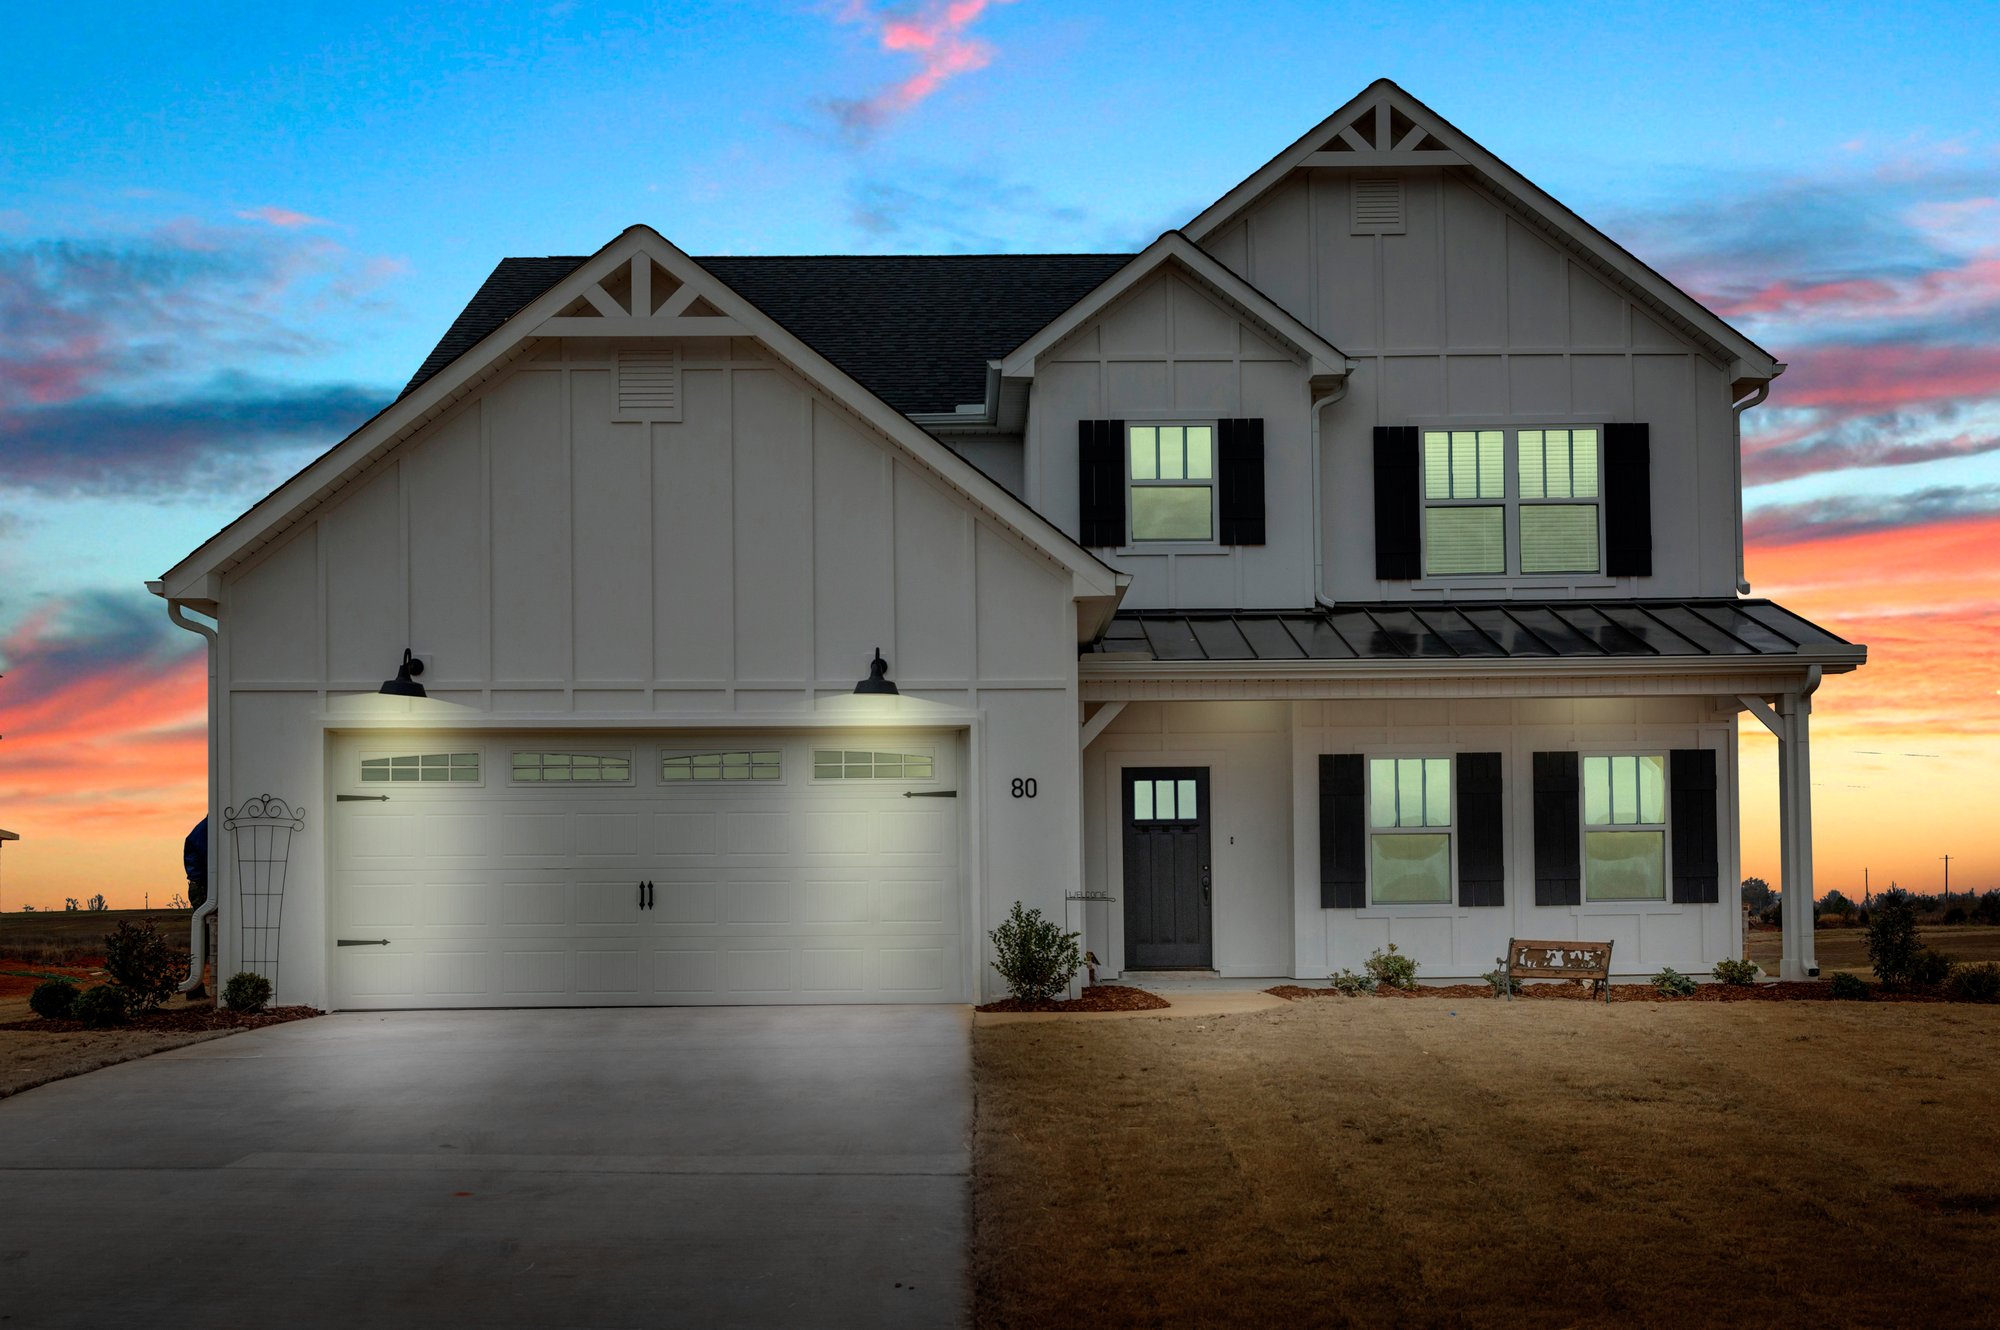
[
  {"left": 639, "top": 880, "right": 654, "bottom": 910},
  {"left": 337, "top": 939, "right": 391, "bottom": 947}
]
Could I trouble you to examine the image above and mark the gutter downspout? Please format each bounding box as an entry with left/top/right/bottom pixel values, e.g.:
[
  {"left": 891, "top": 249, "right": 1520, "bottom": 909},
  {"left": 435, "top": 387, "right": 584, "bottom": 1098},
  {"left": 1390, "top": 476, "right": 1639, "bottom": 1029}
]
[
  {"left": 1309, "top": 374, "right": 1353, "bottom": 608},
  {"left": 1731, "top": 379, "right": 1773, "bottom": 595},
  {"left": 158, "top": 589, "right": 219, "bottom": 998}
]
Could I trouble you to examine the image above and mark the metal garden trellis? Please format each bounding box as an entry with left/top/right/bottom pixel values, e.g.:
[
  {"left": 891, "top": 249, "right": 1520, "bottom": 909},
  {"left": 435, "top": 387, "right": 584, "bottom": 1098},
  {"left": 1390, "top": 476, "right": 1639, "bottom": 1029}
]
[{"left": 223, "top": 794, "right": 304, "bottom": 987}]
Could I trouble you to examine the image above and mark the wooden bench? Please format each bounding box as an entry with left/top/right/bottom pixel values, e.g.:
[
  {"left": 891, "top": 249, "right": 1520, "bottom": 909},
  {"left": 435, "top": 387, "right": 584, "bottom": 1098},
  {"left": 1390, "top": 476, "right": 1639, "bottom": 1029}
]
[{"left": 1500, "top": 938, "right": 1615, "bottom": 1003}]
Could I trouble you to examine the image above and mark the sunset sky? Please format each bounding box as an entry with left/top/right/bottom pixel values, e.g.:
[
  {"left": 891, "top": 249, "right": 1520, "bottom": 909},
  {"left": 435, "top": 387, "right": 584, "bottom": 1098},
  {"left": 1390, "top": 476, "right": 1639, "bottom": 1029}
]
[{"left": 1, "top": 1, "right": 1995, "bottom": 908}]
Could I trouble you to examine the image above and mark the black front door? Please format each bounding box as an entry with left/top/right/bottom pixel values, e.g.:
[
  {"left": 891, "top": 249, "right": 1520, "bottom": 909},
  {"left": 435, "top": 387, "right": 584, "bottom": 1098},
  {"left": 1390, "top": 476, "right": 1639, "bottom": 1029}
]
[{"left": 1122, "top": 767, "right": 1212, "bottom": 969}]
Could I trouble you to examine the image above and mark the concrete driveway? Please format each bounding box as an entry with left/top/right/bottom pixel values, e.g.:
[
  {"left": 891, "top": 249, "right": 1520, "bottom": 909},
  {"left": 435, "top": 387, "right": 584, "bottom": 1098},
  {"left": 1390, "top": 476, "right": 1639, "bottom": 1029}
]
[{"left": 0, "top": 1007, "right": 970, "bottom": 1329}]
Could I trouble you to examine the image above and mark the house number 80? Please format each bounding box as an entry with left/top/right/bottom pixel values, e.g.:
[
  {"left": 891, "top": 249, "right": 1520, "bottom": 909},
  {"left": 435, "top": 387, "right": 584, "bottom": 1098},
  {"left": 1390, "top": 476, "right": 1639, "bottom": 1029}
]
[{"left": 1011, "top": 778, "right": 1038, "bottom": 799}]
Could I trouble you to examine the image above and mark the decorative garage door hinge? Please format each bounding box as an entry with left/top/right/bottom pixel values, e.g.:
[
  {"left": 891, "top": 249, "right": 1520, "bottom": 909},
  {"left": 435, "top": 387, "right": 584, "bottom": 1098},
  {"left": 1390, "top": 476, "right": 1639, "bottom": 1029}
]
[
  {"left": 902, "top": 789, "right": 958, "bottom": 798},
  {"left": 336, "top": 794, "right": 391, "bottom": 802},
  {"left": 336, "top": 939, "right": 391, "bottom": 946}
]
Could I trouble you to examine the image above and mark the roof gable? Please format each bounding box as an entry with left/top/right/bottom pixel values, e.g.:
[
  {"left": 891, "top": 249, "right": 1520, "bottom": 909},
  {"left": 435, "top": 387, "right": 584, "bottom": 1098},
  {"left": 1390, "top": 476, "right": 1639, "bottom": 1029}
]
[
  {"left": 160, "top": 226, "right": 1123, "bottom": 605},
  {"left": 1184, "top": 79, "right": 1780, "bottom": 387},
  {"left": 998, "top": 232, "right": 1349, "bottom": 383}
]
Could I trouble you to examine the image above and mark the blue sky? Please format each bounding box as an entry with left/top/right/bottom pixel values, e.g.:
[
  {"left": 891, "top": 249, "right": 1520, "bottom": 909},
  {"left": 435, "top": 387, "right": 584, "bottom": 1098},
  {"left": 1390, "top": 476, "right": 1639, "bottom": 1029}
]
[{"left": 2, "top": 0, "right": 1998, "bottom": 899}]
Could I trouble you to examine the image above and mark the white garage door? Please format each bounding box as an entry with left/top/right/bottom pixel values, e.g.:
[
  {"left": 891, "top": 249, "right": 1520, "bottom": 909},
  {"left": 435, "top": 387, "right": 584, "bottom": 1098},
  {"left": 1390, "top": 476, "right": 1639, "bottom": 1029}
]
[{"left": 329, "top": 732, "right": 964, "bottom": 1008}]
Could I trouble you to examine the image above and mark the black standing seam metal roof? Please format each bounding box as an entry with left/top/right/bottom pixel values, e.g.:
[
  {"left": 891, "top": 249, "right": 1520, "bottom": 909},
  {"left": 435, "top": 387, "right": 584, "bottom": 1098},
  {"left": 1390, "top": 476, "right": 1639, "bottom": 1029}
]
[
  {"left": 400, "top": 253, "right": 1136, "bottom": 415},
  {"left": 1084, "top": 600, "right": 1857, "bottom": 663}
]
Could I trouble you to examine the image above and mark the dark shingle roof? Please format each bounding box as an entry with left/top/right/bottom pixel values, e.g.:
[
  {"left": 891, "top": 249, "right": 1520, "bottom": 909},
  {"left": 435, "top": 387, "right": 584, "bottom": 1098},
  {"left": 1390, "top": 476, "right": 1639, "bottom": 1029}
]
[
  {"left": 401, "top": 252, "right": 1135, "bottom": 414},
  {"left": 1084, "top": 600, "right": 1862, "bottom": 663}
]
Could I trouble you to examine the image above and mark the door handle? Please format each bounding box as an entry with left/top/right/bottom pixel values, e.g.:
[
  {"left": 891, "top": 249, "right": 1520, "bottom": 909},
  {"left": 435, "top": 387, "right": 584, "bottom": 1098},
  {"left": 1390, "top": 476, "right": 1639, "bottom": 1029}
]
[
  {"left": 639, "top": 880, "right": 647, "bottom": 910},
  {"left": 644, "top": 880, "right": 655, "bottom": 910},
  {"left": 1202, "top": 865, "right": 1211, "bottom": 905}
]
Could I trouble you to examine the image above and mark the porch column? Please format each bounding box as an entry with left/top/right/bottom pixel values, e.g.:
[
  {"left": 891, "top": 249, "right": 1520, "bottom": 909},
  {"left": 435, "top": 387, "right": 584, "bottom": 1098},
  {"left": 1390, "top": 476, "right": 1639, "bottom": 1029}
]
[{"left": 1741, "top": 680, "right": 1819, "bottom": 981}]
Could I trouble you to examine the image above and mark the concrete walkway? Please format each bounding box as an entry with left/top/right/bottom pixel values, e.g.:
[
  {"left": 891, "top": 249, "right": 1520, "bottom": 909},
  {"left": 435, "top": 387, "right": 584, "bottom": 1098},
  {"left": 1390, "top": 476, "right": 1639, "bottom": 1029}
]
[{"left": 0, "top": 1007, "right": 971, "bottom": 1329}]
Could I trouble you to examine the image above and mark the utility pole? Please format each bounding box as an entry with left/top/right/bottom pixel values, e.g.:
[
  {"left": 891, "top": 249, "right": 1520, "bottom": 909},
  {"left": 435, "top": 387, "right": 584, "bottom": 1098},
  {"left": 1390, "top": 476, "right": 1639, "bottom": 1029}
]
[
  {"left": 1941, "top": 855, "right": 1952, "bottom": 906},
  {"left": 1863, "top": 867, "right": 1870, "bottom": 908}
]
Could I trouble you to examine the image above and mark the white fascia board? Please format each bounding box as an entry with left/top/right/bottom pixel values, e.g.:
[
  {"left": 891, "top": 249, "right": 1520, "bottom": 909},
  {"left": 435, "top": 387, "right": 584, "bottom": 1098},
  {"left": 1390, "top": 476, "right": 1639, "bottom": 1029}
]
[
  {"left": 1080, "top": 650, "right": 1865, "bottom": 684},
  {"left": 1182, "top": 79, "right": 1779, "bottom": 383},
  {"left": 161, "top": 225, "right": 1121, "bottom": 604},
  {"left": 998, "top": 232, "right": 1348, "bottom": 382}
]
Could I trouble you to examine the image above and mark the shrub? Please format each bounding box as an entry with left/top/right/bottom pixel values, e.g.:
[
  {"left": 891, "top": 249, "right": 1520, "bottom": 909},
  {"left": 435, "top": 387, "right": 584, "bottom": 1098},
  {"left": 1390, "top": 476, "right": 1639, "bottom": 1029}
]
[
  {"left": 1328, "top": 968, "right": 1375, "bottom": 996},
  {"left": 28, "top": 979, "right": 79, "bottom": 1020},
  {"left": 72, "top": 984, "right": 131, "bottom": 1029},
  {"left": 1364, "top": 943, "right": 1418, "bottom": 991},
  {"left": 102, "top": 920, "right": 188, "bottom": 1011},
  {"left": 1866, "top": 890, "right": 1924, "bottom": 987},
  {"left": 1908, "top": 948, "right": 1954, "bottom": 989},
  {"left": 1975, "top": 891, "right": 2000, "bottom": 926},
  {"left": 1482, "top": 967, "right": 1522, "bottom": 997},
  {"left": 1943, "top": 961, "right": 2000, "bottom": 1004},
  {"left": 1711, "top": 958, "right": 1759, "bottom": 986},
  {"left": 988, "top": 901, "right": 1080, "bottom": 1002},
  {"left": 1653, "top": 967, "right": 1698, "bottom": 998},
  {"left": 1828, "top": 971, "right": 1871, "bottom": 1001},
  {"left": 223, "top": 971, "right": 274, "bottom": 1013}
]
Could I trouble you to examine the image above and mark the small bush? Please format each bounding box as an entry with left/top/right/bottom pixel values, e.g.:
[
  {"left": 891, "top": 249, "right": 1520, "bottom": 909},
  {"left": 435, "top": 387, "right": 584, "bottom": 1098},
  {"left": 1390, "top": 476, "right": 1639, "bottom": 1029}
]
[
  {"left": 1653, "top": 967, "right": 1698, "bottom": 998},
  {"left": 102, "top": 920, "right": 188, "bottom": 1011},
  {"left": 1364, "top": 943, "right": 1419, "bottom": 991},
  {"left": 1328, "top": 968, "right": 1375, "bottom": 996},
  {"left": 28, "top": 979, "right": 79, "bottom": 1020},
  {"left": 1829, "top": 971, "right": 1871, "bottom": 1001},
  {"left": 1867, "top": 890, "right": 1924, "bottom": 986},
  {"left": 1711, "top": 958, "right": 1759, "bottom": 986},
  {"left": 1908, "top": 948, "right": 1954, "bottom": 989},
  {"left": 1943, "top": 961, "right": 2000, "bottom": 1004},
  {"left": 1942, "top": 905, "right": 1968, "bottom": 926},
  {"left": 1974, "top": 891, "right": 2000, "bottom": 926},
  {"left": 72, "top": 984, "right": 131, "bottom": 1029},
  {"left": 988, "top": 901, "right": 1080, "bottom": 1002},
  {"left": 223, "top": 971, "right": 274, "bottom": 1013},
  {"left": 1482, "top": 967, "right": 1522, "bottom": 997}
]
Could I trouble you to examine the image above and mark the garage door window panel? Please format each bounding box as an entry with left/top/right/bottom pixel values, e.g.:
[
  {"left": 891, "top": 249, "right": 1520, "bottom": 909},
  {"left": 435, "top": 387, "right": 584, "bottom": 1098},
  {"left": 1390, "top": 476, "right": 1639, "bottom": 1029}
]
[
  {"left": 813, "top": 750, "right": 936, "bottom": 781},
  {"left": 662, "top": 751, "right": 782, "bottom": 783},
  {"left": 360, "top": 752, "right": 481, "bottom": 785},
  {"left": 512, "top": 751, "right": 633, "bottom": 784}
]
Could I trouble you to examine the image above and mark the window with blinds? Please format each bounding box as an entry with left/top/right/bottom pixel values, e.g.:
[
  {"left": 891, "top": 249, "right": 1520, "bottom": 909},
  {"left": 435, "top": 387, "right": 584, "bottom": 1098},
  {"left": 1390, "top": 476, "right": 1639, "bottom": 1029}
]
[{"left": 1419, "top": 426, "right": 1604, "bottom": 577}]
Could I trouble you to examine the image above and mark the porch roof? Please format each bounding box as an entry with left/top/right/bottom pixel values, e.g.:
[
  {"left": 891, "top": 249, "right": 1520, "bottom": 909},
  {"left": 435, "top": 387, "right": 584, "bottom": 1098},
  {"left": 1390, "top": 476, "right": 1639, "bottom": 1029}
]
[{"left": 1083, "top": 599, "right": 1863, "bottom": 668}]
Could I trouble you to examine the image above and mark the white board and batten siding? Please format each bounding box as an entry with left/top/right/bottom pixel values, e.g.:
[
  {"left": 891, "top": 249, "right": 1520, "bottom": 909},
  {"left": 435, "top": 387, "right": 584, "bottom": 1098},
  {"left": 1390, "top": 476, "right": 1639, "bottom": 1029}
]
[
  {"left": 220, "top": 339, "right": 1083, "bottom": 1008},
  {"left": 1198, "top": 168, "right": 1742, "bottom": 603}
]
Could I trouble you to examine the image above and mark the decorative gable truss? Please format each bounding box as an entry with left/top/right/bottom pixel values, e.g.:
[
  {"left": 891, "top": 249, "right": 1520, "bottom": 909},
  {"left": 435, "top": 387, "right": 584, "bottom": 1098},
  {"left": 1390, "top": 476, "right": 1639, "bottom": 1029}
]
[
  {"left": 537, "top": 253, "right": 747, "bottom": 339},
  {"left": 1302, "top": 94, "right": 1465, "bottom": 167}
]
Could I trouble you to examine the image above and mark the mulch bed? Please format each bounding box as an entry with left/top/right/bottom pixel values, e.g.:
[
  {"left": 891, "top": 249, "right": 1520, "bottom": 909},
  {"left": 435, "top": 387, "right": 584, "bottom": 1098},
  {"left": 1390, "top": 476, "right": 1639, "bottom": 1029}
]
[
  {"left": 1269, "top": 981, "right": 1955, "bottom": 1003},
  {"left": 1, "top": 1005, "right": 322, "bottom": 1034},
  {"left": 976, "top": 984, "right": 1171, "bottom": 1014}
]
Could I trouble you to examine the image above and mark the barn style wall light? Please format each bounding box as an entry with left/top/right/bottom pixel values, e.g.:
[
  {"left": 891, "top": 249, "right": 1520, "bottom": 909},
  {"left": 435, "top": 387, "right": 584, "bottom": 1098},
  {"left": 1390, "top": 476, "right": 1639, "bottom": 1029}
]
[
  {"left": 853, "top": 648, "right": 899, "bottom": 696},
  {"left": 379, "top": 649, "right": 427, "bottom": 698}
]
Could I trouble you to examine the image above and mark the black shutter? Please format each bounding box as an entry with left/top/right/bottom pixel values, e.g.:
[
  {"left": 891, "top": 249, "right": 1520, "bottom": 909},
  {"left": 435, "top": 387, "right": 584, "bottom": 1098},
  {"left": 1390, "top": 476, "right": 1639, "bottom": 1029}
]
[
  {"left": 1319, "top": 754, "right": 1365, "bottom": 909},
  {"left": 1456, "top": 752, "right": 1504, "bottom": 907},
  {"left": 1078, "top": 419, "right": 1125, "bottom": 547},
  {"left": 1604, "top": 422, "right": 1652, "bottom": 577},
  {"left": 1373, "top": 425, "right": 1421, "bottom": 579},
  {"left": 1532, "top": 751, "right": 1581, "bottom": 906},
  {"left": 1670, "top": 748, "right": 1720, "bottom": 904},
  {"left": 1217, "top": 418, "right": 1266, "bottom": 545}
]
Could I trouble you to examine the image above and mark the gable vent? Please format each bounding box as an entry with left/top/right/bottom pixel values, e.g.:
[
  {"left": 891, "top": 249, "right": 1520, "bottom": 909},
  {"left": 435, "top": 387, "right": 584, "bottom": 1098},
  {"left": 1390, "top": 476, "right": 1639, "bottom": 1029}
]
[
  {"left": 615, "top": 348, "right": 682, "bottom": 422},
  {"left": 1350, "top": 177, "right": 1405, "bottom": 235}
]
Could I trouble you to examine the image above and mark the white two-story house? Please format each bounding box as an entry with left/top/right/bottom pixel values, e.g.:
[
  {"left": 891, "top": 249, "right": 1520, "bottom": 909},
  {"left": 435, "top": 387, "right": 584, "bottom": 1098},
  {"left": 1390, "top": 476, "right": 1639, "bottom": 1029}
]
[{"left": 154, "top": 80, "right": 1858, "bottom": 1009}]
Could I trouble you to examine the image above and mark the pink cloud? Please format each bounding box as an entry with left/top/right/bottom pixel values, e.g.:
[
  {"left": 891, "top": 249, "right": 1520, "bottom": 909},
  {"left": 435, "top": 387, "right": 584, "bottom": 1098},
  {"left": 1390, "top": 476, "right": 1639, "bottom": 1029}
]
[
  {"left": 236, "top": 205, "right": 329, "bottom": 229},
  {"left": 1774, "top": 343, "right": 2000, "bottom": 410},
  {"left": 825, "top": 0, "right": 1015, "bottom": 141}
]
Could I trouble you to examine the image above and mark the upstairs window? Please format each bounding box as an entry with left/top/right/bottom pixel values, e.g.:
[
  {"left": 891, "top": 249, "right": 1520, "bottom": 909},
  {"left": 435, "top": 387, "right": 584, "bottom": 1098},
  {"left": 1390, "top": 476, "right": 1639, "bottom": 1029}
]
[
  {"left": 1128, "top": 424, "right": 1215, "bottom": 542},
  {"left": 1420, "top": 426, "right": 1602, "bottom": 577}
]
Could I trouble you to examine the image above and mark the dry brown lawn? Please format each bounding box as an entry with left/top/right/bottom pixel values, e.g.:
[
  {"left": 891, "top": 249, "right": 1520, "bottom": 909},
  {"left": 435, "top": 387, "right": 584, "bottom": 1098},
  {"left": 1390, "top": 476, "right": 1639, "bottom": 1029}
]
[
  {"left": 974, "top": 998, "right": 2000, "bottom": 1329},
  {"left": 1748, "top": 923, "right": 2000, "bottom": 975}
]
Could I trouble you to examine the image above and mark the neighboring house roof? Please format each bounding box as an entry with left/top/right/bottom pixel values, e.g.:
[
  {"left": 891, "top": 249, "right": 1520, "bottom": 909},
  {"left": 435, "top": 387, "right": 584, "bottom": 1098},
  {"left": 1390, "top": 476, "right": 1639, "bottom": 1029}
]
[
  {"left": 997, "top": 231, "right": 1350, "bottom": 383},
  {"left": 1182, "top": 79, "right": 1781, "bottom": 389},
  {"left": 403, "top": 253, "right": 1135, "bottom": 414},
  {"left": 158, "top": 226, "right": 1125, "bottom": 610},
  {"left": 1084, "top": 600, "right": 1864, "bottom": 670}
]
